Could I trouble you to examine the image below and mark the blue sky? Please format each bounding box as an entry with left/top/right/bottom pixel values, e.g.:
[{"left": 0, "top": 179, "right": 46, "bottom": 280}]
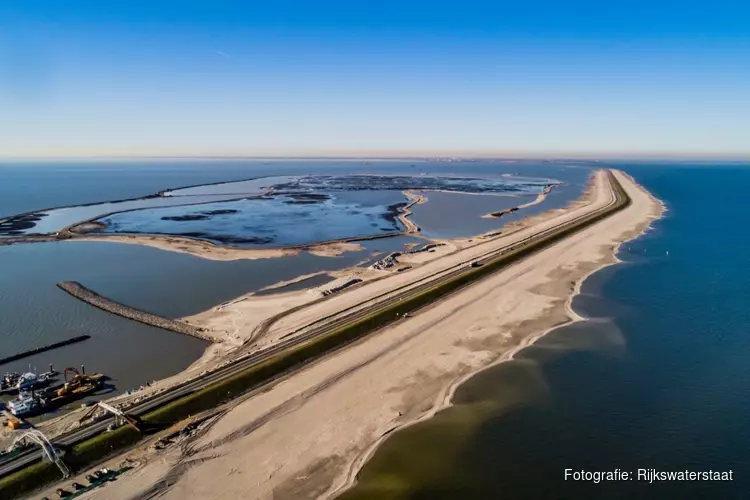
[{"left": 1, "top": 1, "right": 749, "bottom": 157}]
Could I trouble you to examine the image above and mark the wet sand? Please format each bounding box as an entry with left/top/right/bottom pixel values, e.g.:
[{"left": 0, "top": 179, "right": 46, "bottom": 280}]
[
  {"left": 398, "top": 190, "right": 427, "bottom": 233},
  {"left": 41, "top": 170, "right": 663, "bottom": 500},
  {"left": 482, "top": 183, "right": 555, "bottom": 218},
  {"left": 72, "top": 234, "right": 302, "bottom": 260}
]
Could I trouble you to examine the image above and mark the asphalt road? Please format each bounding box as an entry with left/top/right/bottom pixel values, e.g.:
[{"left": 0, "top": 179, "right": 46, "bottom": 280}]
[{"left": 0, "top": 170, "right": 627, "bottom": 480}]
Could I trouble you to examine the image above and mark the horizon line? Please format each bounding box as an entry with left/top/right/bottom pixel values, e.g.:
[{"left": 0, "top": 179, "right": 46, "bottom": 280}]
[{"left": 2, "top": 150, "right": 750, "bottom": 162}]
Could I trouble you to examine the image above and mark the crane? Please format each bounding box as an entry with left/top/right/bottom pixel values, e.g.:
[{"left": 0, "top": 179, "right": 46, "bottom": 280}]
[{"left": 78, "top": 402, "right": 141, "bottom": 432}]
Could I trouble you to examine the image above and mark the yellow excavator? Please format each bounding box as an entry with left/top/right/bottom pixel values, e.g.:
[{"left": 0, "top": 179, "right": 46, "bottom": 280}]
[{"left": 55, "top": 367, "right": 105, "bottom": 398}]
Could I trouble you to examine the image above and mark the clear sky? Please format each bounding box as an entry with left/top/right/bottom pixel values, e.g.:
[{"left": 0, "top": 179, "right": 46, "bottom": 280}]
[{"left": 1, "top": 0, "right": 749, "bottom": 158}]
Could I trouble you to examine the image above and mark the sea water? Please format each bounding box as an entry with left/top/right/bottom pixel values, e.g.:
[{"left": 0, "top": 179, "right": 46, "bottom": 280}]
[
  {"left": 341, "top": 162, "right": 750, "bottom": 500},
  {"left": 0, "top": 159, "right": 586, "bottom": 400}
]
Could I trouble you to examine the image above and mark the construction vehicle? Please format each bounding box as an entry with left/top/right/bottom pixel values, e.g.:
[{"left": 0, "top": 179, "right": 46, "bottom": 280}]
[
  {"left": 55, "top": 366, "right": 106, "bottom": 399},
  {"left": 6, "top": 416, "right": 22, "bottom": 430}
]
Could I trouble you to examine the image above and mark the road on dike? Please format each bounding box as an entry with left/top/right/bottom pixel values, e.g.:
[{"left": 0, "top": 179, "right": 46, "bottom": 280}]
[{"left": 0, "top": 169, "right": 626, "bottom": 483}]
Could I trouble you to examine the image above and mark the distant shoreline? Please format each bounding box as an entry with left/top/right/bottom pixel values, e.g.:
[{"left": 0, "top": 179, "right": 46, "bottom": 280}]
[
  {"left": 4, "top": 154, "right": 749, "bottom": 162},
  {"left": 1, "top": 173, "right": 553, "bottom": 260}
]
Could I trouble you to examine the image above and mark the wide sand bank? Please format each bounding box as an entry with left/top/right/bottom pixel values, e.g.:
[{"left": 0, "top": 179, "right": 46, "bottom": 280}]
[{"left": 59, "top": 170, "right": 661, "bottom": 500}]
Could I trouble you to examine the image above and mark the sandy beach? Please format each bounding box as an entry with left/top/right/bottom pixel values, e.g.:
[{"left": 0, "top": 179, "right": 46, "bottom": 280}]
[
  {"left": 481, "top": 182, "right": 555, "bottom": 218},
  {"left": 44, "top": 169, "right": 662, "bottom": 500}
]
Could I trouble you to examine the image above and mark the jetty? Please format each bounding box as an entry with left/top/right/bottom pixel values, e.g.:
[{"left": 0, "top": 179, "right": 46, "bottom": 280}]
[
  {"left": 0, "top": 336, "right": 90, "bottom": 367},
  {"left": 56, "top": 281, "right": 216, "bottom": 342}
]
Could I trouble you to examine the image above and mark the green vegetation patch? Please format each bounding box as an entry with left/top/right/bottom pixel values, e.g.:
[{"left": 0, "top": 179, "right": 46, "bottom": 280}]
[
  {"left": 68, "top": 425, "right": 141, "bottom": 468},
  {"left": 0, "top": 461, "right": 59, "bottom": 500}
]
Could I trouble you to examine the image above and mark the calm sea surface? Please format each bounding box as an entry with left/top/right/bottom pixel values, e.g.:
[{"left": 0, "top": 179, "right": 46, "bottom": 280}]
[
  {"left": 412, "top": 179, "right": 585, "bottom": 239},
  {"left": 0, "top": 160, "right": 584, "bottom": 402},
  {"left": 341, "top": 162, "right": 750, "bottom": 499}
]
